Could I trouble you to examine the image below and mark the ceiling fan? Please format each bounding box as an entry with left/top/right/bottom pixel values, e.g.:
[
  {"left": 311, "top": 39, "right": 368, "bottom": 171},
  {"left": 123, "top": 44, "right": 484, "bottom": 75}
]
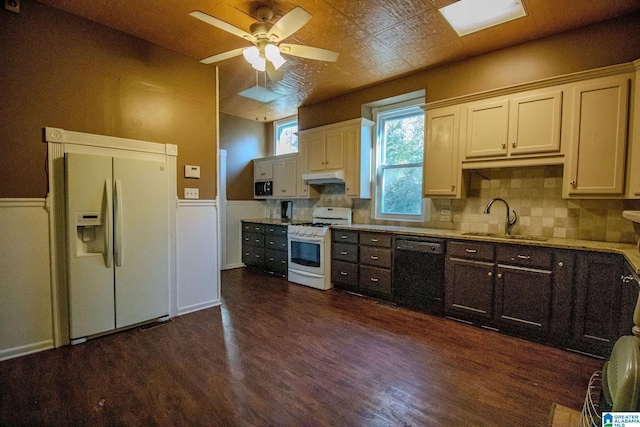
[{"left": 189, "top": 6, "right": 339, "bottom": 81}]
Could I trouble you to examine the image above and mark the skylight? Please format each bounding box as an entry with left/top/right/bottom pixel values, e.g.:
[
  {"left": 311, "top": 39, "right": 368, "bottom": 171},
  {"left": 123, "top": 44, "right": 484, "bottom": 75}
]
[
  {"left": 439, "top": 0, "right": 527, "bottom": 36},
  {"left": 237, "top": 85, "right": 283, "bottom": 103}
]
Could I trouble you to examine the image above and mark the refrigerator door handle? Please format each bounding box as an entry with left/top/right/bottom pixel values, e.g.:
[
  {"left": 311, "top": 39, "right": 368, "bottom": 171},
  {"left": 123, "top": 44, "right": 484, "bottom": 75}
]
[
  {"left": 114, "top": 179, "right": 124, "bottom": 267},
  {"left": 104, "top": 179, "right": 113, "bottom": 268}
]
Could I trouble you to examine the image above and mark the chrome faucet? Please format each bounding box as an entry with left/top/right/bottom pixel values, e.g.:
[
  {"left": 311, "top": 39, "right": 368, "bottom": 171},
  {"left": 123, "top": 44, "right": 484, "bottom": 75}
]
[{"left": 484, "top": 198, "right": 517, "bottom": 236}]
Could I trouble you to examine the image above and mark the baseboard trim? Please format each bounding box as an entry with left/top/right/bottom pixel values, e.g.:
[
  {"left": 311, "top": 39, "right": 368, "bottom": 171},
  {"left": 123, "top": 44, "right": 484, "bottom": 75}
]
[
  {"left": 0, "top": 340, "right": 55, "bottom": 362},
  {"left": 177, "top": 299, "right": 221, "bottom": 316}
]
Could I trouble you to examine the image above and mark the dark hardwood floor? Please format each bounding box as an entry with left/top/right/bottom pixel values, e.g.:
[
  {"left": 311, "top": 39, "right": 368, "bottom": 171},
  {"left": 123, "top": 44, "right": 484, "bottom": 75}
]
[{"left": 1, "top": 268, "right": 602, "bottom": 426}]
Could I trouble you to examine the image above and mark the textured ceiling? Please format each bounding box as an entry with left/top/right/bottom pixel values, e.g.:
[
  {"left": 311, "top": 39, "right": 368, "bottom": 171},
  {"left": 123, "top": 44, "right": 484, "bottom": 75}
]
[{"left": 36, "top": 0, "right": 640, "bottom": 122}]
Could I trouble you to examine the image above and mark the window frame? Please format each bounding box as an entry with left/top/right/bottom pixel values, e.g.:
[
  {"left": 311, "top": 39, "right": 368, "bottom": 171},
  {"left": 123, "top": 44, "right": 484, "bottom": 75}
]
[
  {"left": 274, "top": 116, "right": 298, "bottom": 156},
  {"left": 373, "top": 99, "right": 429, "bottom": 222}
]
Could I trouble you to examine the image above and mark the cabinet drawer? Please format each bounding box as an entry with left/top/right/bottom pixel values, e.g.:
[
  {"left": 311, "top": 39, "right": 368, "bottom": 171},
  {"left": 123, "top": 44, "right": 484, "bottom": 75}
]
[
  {"left": 266, "top": 236, "right": 288, "bottom": 251},
  {"left": 242, "top": 232, "right": 265, "bottom": 248},
  {"left": 448, "top": 241, "right": 494, "bottom": 261},
  {"left": 359, "top": 246, "right": 392, "bottom": 268},
  {"left": 242, "top": 222, "right": 265, "bottom": 234},
  {"left": 332, "top": 243, "right": 358, "bottom": 263},
  {"left": 266, "top": 225, "right": 288, "bottom": 237},
  {"left": 359, "top": 265, "right": 392, "bottom": 295},
  {"left": 496, "top": 244, "right": 552, "bottom": 270},
  {"left": 265, "top": 249, "right": 288, "bottom": 274},
  {"left": 332, "top": 229, "right": 358, "bottom": 244},
  {"left": 332, "top": 260, "right": 358, "bottom": 285},
  {"left": 242, "top": 246, "right": 265, "bottom": 267},
  {"left": 360, "top": 232, "right": 392, "bottom": 247}
]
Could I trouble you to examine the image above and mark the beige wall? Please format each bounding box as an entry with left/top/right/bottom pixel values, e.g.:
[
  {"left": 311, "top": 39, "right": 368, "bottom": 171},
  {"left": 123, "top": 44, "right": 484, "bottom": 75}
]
[
  {"left": 298, "top": 12, "right": 640, "bottom": 130},
  {"left": 0, "top": 1, "right": 218, "bottom": 199},
  {"left": 219, "top": 113, "right": 268, "bottom": 200}
]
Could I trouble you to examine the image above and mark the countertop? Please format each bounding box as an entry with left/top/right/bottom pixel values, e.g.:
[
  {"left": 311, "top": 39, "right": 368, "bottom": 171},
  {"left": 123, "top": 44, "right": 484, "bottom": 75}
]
[{"left": 242, "top": 218, "right": 640, "bottom": 274}]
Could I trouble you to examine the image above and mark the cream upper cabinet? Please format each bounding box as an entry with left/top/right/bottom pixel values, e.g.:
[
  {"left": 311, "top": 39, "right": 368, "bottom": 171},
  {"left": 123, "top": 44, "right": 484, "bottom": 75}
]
[
  {"left": 272, "top": 154, "right": 297, "bottom": 197},
  {"left": 464, "top": 90, "right": 562, "bottom": 161},
  {"left": 254, "top": 158, "right": 273, "bottom": 180},
  {"left": 307, "top": 130, "right": 345, "bottom": 172},
  {"left": 423, "top": 106, "right": 465, "bottom": 198},
  {"left": 509, "top": 91, "right": 562, "bottom": 156},
  {"left": 465, "top": 99, "right": 509, "bottom": 158},
  {"left": 299, "top": 118, "right": 374, "bottom": 198},
  {"left": 295, "top": 135, "right": 319, "bottom": 198},
  {"left": 564, "top": 74, "right": 630, "bottom": 197}
]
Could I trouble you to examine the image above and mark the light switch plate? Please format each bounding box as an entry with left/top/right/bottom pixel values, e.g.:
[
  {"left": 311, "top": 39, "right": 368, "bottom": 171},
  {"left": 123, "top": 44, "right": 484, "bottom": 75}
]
[
  {"left": 185, "top": 165, "right": 200, "bottom": 178},
  {"left": 184, "top": 188, "right": 199, "bottom": 199}
]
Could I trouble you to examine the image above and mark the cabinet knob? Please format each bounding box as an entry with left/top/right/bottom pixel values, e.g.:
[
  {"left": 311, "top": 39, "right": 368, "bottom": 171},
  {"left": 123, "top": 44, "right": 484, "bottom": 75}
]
[
  {"left": 570, "top": 180, "right": 576, "bottom": 187},
  {"left": 370, "top": 277, "right": 379, "bottom": 282},
  {"left": 502, "top": 142, "right": 506, "bottom": 149},
  {"left": 497, "top": 273, "right": 503, "bottom": 279},
  {"left": 371, "top": 255, "right": 379, "bottom": 260},
  {"left": 340, "top": 251, "right": 348, "bottom": 255},
  {"left": 370, "top": 239, "right": 379, "bottom": 243},
  {"left": 488, "top": 271, "right": 492, "bottom": 277},
  {"left": 451, "top": 185, "right": 455, "bottom": 191},
  {"left": 511, "top": 141, "right": 516, "bottom": 148},
  {"left": 340, "top": 271, "right": 348, "bottom": 276},
  {"left": 558, "top": 261, "right": 564, "bottom": 267}
]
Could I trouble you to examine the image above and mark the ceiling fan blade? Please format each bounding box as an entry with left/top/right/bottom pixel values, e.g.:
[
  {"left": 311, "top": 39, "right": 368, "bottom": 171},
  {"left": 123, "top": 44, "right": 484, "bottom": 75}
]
[
  {"left": 199, "top": 47, "right": 246, "bottom": 65},
  {"left": 279, "top": 44, "right": 339, "bottom": 62},
  {"left": 189, "top": 11, "right": 256, "bottom": 42},
  {"left": 267, "top": 7, "right": 311, "bottom": 42},
  {"left": 266, "top": 61, "right": 283, "bottom": 82}
]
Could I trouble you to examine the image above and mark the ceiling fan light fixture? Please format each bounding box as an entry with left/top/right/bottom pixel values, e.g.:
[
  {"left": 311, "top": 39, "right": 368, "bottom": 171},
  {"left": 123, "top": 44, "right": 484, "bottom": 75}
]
[
  {"left": 251, "top": 55, "right": 266, "bottom": 72},
  {"left": 243, "top": 46, "right": 260, "bottom": 63},
  {"left": 265, "top": 44, "right": 286, "bottom": 70}
]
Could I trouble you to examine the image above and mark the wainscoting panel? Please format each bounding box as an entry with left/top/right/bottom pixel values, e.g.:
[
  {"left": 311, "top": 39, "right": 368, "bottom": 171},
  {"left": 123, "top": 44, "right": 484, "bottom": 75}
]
[
  {"left": 0, "top": 199, "right": 54, "bottom": 361},
  {"left": 176, "top": 200, "right": 221, "bottom": 315}
]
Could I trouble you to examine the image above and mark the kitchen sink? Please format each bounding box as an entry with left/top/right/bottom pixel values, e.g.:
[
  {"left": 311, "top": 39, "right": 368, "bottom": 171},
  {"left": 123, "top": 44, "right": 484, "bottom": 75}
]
[{"left": 461, "top": 232, "right": 548, "bottom": 242}]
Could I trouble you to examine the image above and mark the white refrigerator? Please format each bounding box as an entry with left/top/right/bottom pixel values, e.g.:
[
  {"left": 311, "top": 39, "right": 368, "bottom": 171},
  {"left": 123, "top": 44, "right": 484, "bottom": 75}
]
[{"left": 66, "top": 152, "right": 169, "bottom": 342}]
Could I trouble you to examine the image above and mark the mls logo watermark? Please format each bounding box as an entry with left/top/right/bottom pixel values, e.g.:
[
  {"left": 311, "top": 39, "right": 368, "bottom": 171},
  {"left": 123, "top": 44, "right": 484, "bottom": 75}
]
[{"left": 603, "top": 412, "right": 640, "bottom": 427}]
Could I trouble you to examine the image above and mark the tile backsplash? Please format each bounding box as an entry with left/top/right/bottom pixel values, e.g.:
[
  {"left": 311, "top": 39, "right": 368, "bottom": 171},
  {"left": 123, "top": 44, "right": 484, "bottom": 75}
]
[{"left": 265, "top": 165, "right": 640, "bottom": 244}]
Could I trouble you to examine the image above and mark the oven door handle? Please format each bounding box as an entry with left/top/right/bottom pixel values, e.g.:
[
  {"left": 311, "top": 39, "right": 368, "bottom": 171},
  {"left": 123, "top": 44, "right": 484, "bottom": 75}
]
[{"left": 288, "top": 236, "right": 324, "bottom": 244}]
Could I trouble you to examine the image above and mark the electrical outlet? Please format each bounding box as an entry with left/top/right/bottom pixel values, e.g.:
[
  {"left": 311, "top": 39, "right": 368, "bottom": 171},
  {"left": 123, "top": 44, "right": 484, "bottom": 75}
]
[
  {"left": 4, "top": 0, "right": 20, "bottom": 13},
  {"left": 184, "top": 188, "right": 199, "bottom": 199},
  {"left": 440, "top": 208, "right": 451, "bottom": 222}
]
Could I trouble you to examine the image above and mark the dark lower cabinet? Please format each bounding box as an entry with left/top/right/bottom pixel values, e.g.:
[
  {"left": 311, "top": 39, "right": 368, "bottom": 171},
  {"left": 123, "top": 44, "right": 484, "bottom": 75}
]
[
  {"left": 331, "top": 229, "right": 393, "bottom": 301},
  {"left": 241, "top": 221, "right": 288, "bottom": 277},
  {"left": 445, "top": 258, "right": 495, "bottom": 323},
  {"left": 445, "top": 240, "right": 634, "bottom": 358},
  {"left": 573, "top": 251, "right": 624, "bottom": 357}
]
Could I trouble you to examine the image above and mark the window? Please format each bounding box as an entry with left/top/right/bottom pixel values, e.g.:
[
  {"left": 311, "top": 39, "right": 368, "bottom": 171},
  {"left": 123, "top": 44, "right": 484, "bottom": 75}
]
[
  {"left": 274, "top": 116, "right": 298, "bottom": 155},
  {"left": 374, "top": 101, "right": 426, "bottom": 221}
]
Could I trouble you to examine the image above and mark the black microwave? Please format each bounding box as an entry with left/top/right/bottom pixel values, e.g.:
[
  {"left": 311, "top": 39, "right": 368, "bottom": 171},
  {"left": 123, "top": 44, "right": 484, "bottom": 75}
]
[{"left": 255, "top": 181, "right": 272, "bottom": 197}]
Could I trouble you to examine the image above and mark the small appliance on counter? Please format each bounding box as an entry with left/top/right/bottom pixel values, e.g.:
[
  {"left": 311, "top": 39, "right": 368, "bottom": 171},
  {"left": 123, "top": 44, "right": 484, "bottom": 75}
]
[{"left": 281, "top": 200, "right": 292, "bottom": 222}]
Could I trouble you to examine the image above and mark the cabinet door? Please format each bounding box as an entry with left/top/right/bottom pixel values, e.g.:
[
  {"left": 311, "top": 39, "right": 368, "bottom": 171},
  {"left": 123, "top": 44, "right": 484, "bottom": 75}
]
[
  {"left": 495, "top": 265, "right": 553, "bottom": 335},
  {"left": 254, "top": 159, "right": 273, "bottom": 180},
  {"left": 465, "top": 100, "right": 509, "bottom": 158},
  {"left": 324, "top": 130, "right": 345, "bottom": 171},
  {"left": 424, "top": 107, "right": 460, "bottom": 197},
  {"left": 307, "top": 133, "right": 327, "bottom": 172},
  {"left": 509, "top": 91, "right": 562, "bottom": 156},
  {"left": 573, "top": 252, "right": 623, "bottom": 357},
  {"left": 273, "top": 157, "right": 296, "bottom": 197},
  {"left": 296, "top": 135, "right": 310, "bottom": 197},
  {"left": 566, "top": 75, "right": 629, "bottom": 196},
  {"left": 445, "top": 258, "right": 495, "bottom": 321}
]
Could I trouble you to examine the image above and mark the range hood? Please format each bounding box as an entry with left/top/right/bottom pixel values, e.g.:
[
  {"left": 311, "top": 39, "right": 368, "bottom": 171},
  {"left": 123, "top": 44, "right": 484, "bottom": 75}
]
[{"left": 302, "top": 170, "right": 345, "bottom": 184}]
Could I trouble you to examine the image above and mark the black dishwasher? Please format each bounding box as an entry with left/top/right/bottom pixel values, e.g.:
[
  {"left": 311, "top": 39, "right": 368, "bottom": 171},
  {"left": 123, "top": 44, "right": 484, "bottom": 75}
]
[{"left": 393, "top": 236, "right": 446, "bottom": 316}]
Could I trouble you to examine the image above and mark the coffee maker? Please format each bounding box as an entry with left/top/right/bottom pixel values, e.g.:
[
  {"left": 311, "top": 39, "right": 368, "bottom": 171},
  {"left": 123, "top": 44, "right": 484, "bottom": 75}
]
[{"left": 280, "top": 201, "right": 292, "bottom": 222}]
